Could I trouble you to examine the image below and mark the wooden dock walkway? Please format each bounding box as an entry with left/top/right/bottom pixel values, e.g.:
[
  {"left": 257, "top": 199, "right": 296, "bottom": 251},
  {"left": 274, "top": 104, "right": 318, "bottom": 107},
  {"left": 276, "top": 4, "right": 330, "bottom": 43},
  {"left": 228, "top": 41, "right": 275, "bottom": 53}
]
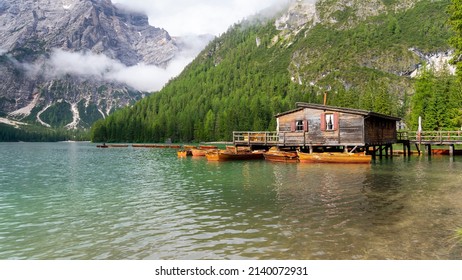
[
  {"left": 233, "top": 131, "right": 280, "bottom": 146},
  {"left": 398, "top": 131, "right": 462, "bottom": 156},
  {"left": 234, "top": 131, "right": 462, "bottom": 157}
]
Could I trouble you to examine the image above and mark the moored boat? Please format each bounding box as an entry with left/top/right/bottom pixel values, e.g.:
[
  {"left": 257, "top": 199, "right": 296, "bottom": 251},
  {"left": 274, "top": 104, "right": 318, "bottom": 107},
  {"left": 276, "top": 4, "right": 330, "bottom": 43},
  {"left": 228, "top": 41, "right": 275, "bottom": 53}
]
[
  {"left": 177, "top": 150, "right": 192, "bottom": 157},
  {"left": 264, "top": 147, "right": 298, "bottom": 163},
  {"left": 205, "top": 149, "right": 264, "bottom": 161},
  {"left": 191, "top": 148, "right": 208, "bottom": 157},
  {"left": 297, "top": 151, "right": 372, "bottom": 164},
  {"left": 432, "top": 149, "right": 462, "bottom": 156},
  {"left": 183, "top": 145, "right": 196, "bottom": 150},
  {"left": 199, "top": 145, "right": 218, "bottom": 150}
]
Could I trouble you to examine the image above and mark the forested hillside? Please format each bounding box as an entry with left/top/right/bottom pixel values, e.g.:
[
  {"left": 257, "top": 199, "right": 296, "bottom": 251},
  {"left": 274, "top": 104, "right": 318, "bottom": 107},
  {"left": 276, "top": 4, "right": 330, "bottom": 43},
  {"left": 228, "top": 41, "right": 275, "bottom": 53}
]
[{"left": 91, "top": 0, "right": 460, "bottom": 143}]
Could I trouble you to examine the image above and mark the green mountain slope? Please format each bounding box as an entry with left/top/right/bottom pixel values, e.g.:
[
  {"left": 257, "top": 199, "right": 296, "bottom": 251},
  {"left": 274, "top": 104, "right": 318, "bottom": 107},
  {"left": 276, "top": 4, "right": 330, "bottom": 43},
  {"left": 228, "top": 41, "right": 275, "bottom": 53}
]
[{"left": 91, "top": 0, "right": 454, "bottom": 143}]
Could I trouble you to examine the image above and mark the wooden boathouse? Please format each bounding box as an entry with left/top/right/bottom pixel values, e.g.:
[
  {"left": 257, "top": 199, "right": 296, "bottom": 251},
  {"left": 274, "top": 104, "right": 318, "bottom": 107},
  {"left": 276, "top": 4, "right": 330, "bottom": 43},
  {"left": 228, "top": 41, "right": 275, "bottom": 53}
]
[{"left": 233, "top": 102, "right": 401, "bottom": 158}]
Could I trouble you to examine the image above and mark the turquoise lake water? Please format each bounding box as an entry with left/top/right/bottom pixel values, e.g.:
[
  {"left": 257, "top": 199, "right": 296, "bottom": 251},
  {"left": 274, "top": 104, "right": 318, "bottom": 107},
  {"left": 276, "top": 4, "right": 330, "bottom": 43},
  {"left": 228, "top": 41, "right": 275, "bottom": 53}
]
[{"left": 1, "top": 142, "right": 462, "bottom": 259}]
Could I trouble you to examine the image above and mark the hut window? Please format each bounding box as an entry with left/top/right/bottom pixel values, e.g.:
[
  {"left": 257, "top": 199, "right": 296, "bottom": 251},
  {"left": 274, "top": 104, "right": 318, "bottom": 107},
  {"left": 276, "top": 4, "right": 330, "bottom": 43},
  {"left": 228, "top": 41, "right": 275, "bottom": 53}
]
[
  {"left": 325, "top": 114, "right": 334, "bottom": 130},
  {"left": 296, "top": 120, "right": 304, "bottom": 131},
  {"left": 321, "top": 113, "right": 338, "bottom": 131}
]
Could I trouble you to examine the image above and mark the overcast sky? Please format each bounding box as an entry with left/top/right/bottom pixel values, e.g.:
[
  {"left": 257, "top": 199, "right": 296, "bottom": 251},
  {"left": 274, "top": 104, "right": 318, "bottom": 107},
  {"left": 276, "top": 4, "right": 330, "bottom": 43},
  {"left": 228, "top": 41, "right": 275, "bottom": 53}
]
[{"left": 113, "top": 0, "right": 291, "bottom": 36}]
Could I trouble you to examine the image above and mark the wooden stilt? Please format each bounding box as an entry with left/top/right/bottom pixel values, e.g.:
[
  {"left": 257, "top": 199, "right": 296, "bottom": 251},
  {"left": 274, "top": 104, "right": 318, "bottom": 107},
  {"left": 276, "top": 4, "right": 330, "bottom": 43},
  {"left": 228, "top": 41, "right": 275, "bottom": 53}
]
[{"left": 426, "top": 144, "right": 432, "bottom": 156}]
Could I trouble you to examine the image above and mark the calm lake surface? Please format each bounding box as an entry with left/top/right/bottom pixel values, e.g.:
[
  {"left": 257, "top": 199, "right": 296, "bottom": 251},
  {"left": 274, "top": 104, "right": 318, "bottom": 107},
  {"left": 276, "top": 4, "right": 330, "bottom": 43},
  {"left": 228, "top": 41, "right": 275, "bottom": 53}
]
[{"left": 1, "top": 142, "right": 462, "bottom": 260}]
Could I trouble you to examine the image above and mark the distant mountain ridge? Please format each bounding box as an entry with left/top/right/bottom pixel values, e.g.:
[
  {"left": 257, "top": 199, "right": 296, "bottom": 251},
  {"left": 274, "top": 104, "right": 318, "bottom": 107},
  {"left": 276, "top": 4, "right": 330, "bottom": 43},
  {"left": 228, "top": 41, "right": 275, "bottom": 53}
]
[{"left": 0, "top": 0, "right": 193, "bottom": 131}]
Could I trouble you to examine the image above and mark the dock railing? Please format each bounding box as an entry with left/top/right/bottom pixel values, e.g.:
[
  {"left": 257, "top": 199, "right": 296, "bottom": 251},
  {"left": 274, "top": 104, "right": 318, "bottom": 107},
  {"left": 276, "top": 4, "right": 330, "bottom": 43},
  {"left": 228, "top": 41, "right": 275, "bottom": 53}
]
[
  {"left": 398, "top": 130, "right": 462, "bottom": 144},
  {"left": 233, "top": 131, "right": 279, "bottom": 146}
]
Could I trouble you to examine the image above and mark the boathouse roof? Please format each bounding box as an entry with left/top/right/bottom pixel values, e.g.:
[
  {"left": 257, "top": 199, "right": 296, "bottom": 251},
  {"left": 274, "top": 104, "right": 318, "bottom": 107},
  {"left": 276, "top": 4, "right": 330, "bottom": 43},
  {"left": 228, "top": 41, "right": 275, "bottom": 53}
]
[{"left": 275, "top": 102, "right": 401, "bottom": 121}]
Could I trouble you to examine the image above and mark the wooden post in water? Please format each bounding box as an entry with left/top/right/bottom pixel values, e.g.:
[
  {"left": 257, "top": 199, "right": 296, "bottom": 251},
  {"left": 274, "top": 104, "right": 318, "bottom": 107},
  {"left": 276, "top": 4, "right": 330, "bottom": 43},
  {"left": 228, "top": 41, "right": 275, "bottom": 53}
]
[
  {"left": 449, "top": 144, "right": 455, "bottom": 158},
  {"left": 426, "top": 144, "right": 432, "bottom": 156}
]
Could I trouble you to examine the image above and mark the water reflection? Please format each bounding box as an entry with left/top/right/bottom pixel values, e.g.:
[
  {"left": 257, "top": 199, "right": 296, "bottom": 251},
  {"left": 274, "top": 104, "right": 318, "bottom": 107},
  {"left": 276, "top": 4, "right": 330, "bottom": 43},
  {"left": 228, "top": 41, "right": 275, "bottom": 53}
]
[{"left": 263, "top": 160, "right": 462, "bottom": 259}]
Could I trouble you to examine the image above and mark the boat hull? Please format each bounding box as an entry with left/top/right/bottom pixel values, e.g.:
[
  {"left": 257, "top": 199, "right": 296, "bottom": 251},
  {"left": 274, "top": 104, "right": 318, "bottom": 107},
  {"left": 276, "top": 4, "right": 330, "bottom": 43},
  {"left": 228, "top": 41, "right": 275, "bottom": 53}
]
[
  {"left": 177, "top": 150, "right": 192, "bottom": 157},
  {"left": 298, "top": 151, "right": 371, "bottom": 164},
  {"left": 263, "top": 151, "right": 299, "bottom": 163},
  {"left": 199, "top": 145, "right": 218, "bottom": 150},
  {"left": 432, "top": 149, "right": 462, "bottom": 156},
  {"left": 191, "top": 149, "right": 207, "bottom": 157}
]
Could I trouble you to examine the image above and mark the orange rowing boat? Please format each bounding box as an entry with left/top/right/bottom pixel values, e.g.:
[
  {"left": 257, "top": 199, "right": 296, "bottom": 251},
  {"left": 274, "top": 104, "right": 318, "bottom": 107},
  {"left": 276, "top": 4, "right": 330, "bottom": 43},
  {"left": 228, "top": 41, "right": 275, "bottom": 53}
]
[
  {"left": 264, "top": 147, "right": 298, "bottom": 163},
  {"left": 205, "top": 149, "right": 264, "bottom": 161},
  {"left": 297, "top": 151, "right": 371, "bottom": 164}
]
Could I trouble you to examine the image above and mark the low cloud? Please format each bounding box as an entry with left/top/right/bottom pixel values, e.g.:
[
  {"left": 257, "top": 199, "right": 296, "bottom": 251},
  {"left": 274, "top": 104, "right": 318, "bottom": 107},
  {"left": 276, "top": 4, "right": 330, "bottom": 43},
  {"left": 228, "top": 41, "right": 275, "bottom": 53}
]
[{"left": 22, "top": 44, "right": 206, "bottom": 92}]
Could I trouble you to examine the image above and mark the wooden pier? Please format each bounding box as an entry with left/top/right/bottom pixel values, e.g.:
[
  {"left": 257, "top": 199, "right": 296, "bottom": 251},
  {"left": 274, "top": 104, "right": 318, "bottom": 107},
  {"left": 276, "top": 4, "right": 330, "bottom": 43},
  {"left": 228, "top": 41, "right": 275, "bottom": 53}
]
[
  {"left": 233, "top": 131, "right": 279, "bottom": 147},
  {"left": 234, "top": 130, "right": 462, "bottom": 158},
  {"left": 398, "top": 131, "right": 462, "bottom": 157}
]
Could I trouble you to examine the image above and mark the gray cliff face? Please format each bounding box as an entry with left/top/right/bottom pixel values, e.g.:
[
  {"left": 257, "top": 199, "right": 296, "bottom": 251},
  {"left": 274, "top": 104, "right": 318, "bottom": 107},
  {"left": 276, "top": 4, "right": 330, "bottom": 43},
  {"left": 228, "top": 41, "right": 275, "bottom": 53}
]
[
  {"left": 0, "top": 0, "right": 177, "bottom": 65},
  {"left": 275, "top": 0, "right": 453, "bottom": 84},
  {"left": 0, "top": 0, "right": 180, "bottom": 129}
]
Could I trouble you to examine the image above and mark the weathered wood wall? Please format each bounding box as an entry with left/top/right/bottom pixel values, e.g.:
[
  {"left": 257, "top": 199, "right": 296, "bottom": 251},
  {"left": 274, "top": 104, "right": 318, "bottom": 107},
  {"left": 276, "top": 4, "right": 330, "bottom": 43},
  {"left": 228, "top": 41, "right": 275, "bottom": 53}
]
[
  {"left": 364, "top": 117, "right": 397, "bottom": 145},
  {"left": 277, "top": 108, "right": 366, "bottom": 146}
]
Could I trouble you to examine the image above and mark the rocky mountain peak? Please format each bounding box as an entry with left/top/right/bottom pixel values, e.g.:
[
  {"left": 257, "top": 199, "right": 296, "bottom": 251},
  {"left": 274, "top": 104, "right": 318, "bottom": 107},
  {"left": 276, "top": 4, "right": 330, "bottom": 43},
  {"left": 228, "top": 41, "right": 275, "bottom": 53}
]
[
  {"left": 0, "top": 0, "right": 184, "bottom": 130},
  {"left": 0, "top": 0, "right": 177, "bottom": 66},
  {"left": 275, "top": 0, "right": 423, "bottom": 35}
]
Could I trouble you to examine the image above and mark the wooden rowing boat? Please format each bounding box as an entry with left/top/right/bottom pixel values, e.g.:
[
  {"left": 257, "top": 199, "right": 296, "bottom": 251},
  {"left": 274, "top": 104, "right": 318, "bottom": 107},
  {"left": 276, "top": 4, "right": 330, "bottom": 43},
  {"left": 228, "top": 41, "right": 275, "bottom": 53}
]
[
  {"left": 177, "top": 150, "right": 192, "bottom": 157},
  {"left": 432, "top": 149, "right": 462, "bottom": 155},
  {"left": 183, "top": 145, "right": 196, "bottom": 150},
  {"left": 191, "top": 148, "right": 208, "bottom": 156},
  {"left": 263, "top": 147, "right": 298, "bottom": 163},
  {"left": 297, "top": 151, "right": 371, "bottom": 164},
  {"left": 199, "top": 145, "right": 218, "bottom": 150}
]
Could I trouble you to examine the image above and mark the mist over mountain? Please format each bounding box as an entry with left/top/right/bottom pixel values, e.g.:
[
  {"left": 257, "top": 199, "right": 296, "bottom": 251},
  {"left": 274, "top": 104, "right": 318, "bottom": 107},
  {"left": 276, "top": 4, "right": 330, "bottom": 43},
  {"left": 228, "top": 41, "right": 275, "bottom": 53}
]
[{"left": 0, "top": 0, "right": 212, "bottom": 130}]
